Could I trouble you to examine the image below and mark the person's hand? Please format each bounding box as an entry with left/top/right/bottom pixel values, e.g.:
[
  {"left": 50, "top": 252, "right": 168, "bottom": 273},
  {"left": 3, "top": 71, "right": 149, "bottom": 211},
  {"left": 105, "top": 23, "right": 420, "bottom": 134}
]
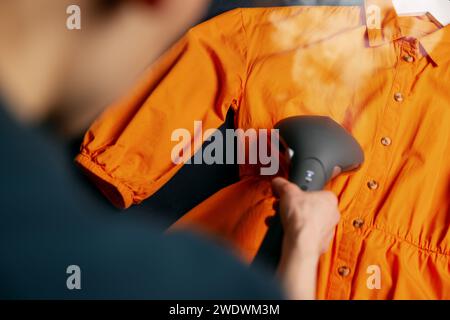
[
  {"left": 272, "top": 177, "right": 340, "bottom": 300},
  {"left": 273, "top": 177, "right": 340, "bottom": 258}
]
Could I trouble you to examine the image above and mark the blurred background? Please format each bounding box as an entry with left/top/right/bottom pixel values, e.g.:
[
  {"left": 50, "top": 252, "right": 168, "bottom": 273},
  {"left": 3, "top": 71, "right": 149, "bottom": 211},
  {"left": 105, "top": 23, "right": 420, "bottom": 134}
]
[
  {"left": 207, "top": 0, "right": 362, "bottom": 18},
  {"left": 0, "top": 0, "right": 364, "bottom": 229}
]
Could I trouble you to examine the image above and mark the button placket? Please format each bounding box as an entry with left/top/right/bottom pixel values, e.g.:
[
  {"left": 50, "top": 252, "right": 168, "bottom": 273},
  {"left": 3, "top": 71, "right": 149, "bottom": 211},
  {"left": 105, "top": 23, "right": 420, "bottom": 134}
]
[
  {"left": 361, "top": 40, "right": 410, "bottom": 204},
  {"left": 326, "top": 40, "right": 411, "bottom": 300},
  {"left": 327, "top": 239, "right": 357, "bottom": 299}
]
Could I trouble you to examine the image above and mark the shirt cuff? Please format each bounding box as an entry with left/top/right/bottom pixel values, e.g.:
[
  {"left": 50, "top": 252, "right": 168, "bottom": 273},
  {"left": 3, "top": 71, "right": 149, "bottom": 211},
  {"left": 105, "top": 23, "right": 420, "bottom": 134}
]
[{"left": 75, "top": 153, "right": 134, "bottom": 209}]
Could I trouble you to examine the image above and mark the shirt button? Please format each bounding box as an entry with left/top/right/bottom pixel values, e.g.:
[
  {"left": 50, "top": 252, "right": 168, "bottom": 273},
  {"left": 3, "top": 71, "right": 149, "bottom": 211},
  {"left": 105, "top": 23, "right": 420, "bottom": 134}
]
[
  {"left": 367, "top": 180, "right": 379, "bottom": 190},
  {"left": 394, "top": 92, "right": 404, "bottom": 102},
  {"left": 403, "top": 55, "right": 414, "bottom": 63},
  {"left": 381, "top": 137, "right": 392, "bottom": 146},
  {"left": 353, "top": 218, "right": 364, "bottom": 229},
  {"left": 338, "top": 266, "right": 351, "bottom": 277}
]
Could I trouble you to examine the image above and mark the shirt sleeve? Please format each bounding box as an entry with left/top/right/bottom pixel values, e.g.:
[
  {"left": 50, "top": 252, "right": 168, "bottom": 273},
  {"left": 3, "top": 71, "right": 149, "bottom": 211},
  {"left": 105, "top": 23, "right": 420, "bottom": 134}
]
[{"left": 75, "top": 9, "right": 248, "bottom": 209}]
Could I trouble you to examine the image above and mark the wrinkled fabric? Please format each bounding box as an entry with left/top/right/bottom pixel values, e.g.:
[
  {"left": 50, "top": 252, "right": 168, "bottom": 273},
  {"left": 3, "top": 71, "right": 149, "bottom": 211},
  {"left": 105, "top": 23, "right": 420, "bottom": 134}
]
[{"left": 76, "top": 0, "right": 450, "bottom": 299}]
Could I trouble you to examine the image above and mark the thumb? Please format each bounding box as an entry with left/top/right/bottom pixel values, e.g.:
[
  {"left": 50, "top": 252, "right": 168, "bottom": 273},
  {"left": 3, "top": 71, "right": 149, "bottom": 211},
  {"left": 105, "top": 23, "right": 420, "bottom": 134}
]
[{"left": 271, "top": 177, "right": 299, "bottom": 198}]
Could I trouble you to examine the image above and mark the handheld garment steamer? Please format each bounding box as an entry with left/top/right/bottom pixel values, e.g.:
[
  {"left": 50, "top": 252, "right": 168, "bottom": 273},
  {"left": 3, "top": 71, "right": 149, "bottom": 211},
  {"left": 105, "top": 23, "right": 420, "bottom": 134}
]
[{"left": 253, "top": 116, "right": 365, "bottom": 271}]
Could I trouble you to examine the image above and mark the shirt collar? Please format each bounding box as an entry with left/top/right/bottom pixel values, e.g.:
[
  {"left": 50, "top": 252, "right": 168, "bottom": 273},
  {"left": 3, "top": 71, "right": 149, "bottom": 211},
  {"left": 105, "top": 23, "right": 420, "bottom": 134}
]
[{"left": 364, "top": 0, "right": 450, "bottom": 65}]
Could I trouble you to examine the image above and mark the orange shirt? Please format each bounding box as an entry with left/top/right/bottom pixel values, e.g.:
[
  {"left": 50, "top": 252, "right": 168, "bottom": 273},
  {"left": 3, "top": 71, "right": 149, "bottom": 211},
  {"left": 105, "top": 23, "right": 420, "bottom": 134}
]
[{"left": 76, "top": 0, "right": 450, "bottom": 299}]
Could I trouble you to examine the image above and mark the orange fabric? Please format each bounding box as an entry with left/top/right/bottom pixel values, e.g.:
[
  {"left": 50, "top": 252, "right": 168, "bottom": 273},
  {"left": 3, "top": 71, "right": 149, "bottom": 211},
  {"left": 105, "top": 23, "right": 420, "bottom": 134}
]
[{"left": 75, "top": 0, "right": 450, "bottom": 299}]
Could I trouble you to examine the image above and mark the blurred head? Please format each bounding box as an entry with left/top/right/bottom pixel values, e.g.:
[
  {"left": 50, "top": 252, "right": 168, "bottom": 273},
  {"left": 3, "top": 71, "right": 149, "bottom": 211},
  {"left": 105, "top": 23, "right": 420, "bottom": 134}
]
[{"left": 0, "top": 0, "right": 209, "bottom": 136}]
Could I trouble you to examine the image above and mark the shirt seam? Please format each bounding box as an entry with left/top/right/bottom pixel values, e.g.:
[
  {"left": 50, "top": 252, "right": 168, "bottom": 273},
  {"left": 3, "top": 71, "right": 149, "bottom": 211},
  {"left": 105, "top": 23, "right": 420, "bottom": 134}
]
[
  {"left": 238, "top": 8, "right": 249, "bottom": 113},
  {"left": 365, "top": 221, "right": 450, "bottom": 257}
]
